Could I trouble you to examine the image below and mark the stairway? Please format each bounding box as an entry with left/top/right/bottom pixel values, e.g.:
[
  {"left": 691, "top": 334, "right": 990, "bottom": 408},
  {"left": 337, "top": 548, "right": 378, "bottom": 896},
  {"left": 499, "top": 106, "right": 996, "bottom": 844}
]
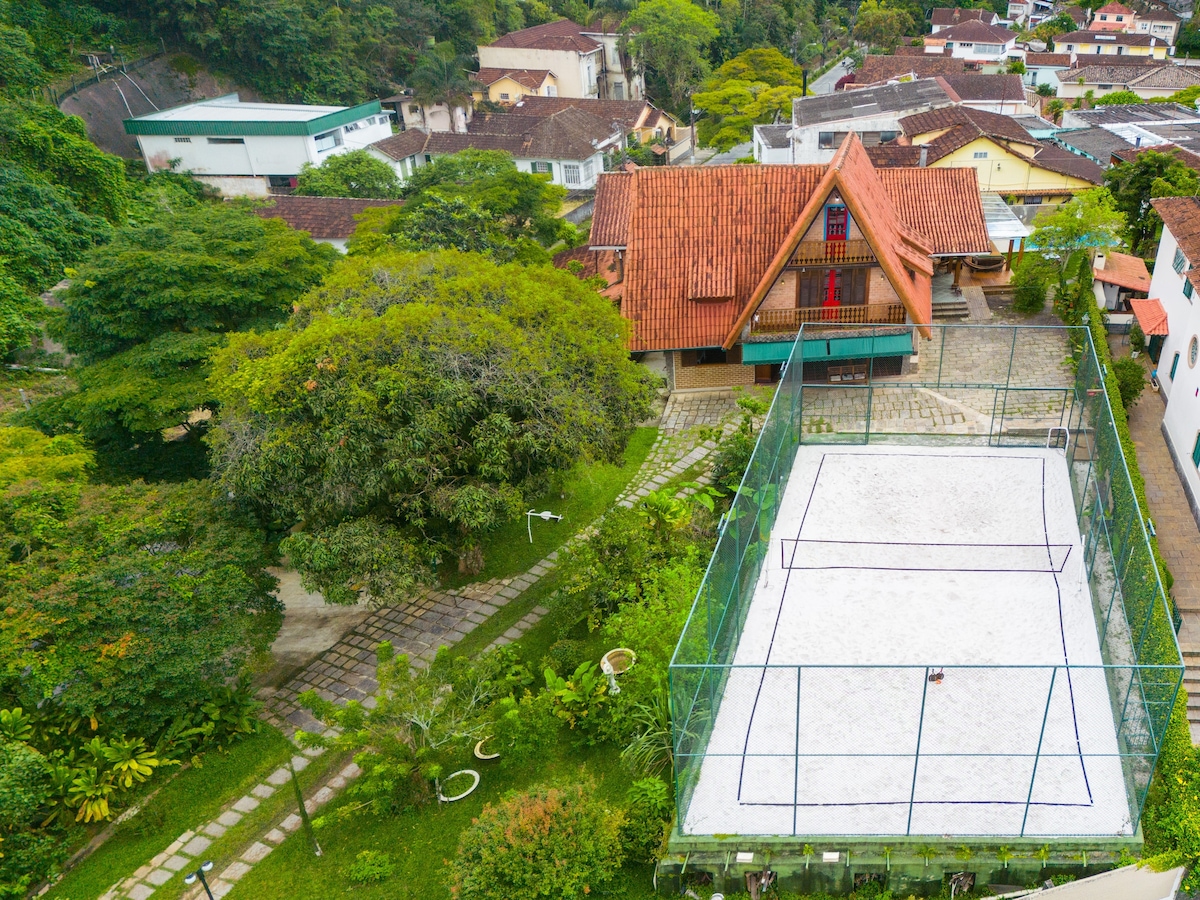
[{"left": 932, "top": 298, "right": 970, "bottom": 320}]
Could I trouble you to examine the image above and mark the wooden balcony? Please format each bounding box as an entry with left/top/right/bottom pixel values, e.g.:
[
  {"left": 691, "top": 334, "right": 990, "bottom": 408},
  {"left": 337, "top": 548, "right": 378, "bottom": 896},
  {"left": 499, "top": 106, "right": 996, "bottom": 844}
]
[
  {"left": 790, "top": 239, "right": 876, "bottom": 266},
  {"left": 751, "top": 303, "right": 907, "bottom": 333}
]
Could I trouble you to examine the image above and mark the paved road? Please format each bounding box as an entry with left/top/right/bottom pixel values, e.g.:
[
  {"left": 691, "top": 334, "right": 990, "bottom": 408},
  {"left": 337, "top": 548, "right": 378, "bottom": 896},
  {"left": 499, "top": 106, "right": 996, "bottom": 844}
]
[
  {"left": 810, "top": 59, "right": 853, "bottom": 94},
  {"left": 705, "top": 141, "right": 753, "bottom": 165}
]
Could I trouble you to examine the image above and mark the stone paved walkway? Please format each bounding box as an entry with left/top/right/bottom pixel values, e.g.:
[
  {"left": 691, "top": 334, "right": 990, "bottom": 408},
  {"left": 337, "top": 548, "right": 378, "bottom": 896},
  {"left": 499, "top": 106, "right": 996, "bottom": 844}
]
[{"left": 1123, "top": 356, "right": 1200, "bottom": 743}]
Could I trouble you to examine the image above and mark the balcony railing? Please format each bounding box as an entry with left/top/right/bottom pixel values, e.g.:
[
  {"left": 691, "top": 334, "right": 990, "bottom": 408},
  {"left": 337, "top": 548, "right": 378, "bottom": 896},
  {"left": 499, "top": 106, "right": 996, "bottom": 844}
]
[
  {"left": 751, "top": 303, "right": 907, "bottom": 333},
  {"left": 790, "top": 239, "right": 876, "bottom": 266}
]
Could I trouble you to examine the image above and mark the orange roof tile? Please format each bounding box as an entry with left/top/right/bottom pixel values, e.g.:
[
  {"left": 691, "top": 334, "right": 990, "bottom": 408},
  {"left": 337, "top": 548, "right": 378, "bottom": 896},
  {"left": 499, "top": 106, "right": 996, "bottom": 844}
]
[
  {"left": 1152, "top": 196, "right": 1200, "bottom": 291},
  {"left": 1130, "top": 298, "right": 1168, "bottom": 336},
  {"left": 878, "top": 168, "right": 991, "bottom": 256},
  {"left": 1093, "top": 251, "right": 1150, "bottom": 292},
  {"left": 591, "top": 172, "right": 631, "bottom": 247}
]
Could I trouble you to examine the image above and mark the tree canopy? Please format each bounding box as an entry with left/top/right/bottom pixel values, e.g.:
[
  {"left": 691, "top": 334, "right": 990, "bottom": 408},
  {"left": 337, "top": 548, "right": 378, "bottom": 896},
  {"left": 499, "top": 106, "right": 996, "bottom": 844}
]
[
  {"left": 1105, "top": 149, "right": 1200, "bottom": 257},
  {"left": 853, "top": 0, "right": 916, "bottom": 52},
  {"left": 625, "top": 0, "right": 720, "bottom": 112},
  {"left": 295, "top": 149, "right": 403, "bottom": 199},
  {"left": 1030, "top": 188, "right": 1124, "bottom": 271},
  {"left": 208, "top": 250, "right": 655, "bottom": 602},
  {"left": 693, "top": 48, "right": 807, "bottom": 151}
]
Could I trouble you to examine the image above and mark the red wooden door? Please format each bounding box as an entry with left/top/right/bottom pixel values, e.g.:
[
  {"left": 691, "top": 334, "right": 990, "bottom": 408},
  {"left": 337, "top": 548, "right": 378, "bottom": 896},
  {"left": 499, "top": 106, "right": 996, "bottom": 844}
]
[{"left": 824, "top": 206, "right": 847, "bottom": 308}]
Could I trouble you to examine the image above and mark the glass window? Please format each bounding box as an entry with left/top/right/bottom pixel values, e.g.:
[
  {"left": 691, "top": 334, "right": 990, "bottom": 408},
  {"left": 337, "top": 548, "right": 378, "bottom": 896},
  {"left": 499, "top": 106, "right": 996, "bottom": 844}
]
[
  {"left": 174, "top": 137, "right": 192, "bottom": 143},
  {"left": 1186, "top": 279, "right": 1194, "bottom": 299},
  {"left": 500, "top": 92, "right": 510, "bottom": 100},
  {"left": 564, "top": 164, "right": 581, "bottom": 186},
  {"left": 973, "top": 151, "right": 988, "bottom": 159},
  {"left": 583, "top": 158, "right": 595, "bottom": 182},
  {"left": 818, "top": 132, "right": 835, "bottom": 149},
  {"left": 532, "top": 161, "right": 552, "bottom": 174},
  {"left": 1171, "top": 352, "right": 1181, "bottom": 380},
  {"left": 207, "top": 137, "right": 244, "bottom": 145},
  {"left": 314, "top": 129, "right": 343, "bottom": 152},
  {"left": 1193, "top": 432, "right": 1200, "bottom": 468},
  {"left": 1191, "top": 335, "right": 1199, "bottom": 368},
  {"left": 1174, "top": 247, "right": 1188, "bottom": 274}
]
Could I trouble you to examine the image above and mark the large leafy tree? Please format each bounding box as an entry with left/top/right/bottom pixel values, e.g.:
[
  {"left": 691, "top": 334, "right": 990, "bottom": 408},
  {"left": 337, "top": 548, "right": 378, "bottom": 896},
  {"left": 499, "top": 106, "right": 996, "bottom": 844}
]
[
  {"left": 294, "top": 149, "right": 402, "bottom": 199},
  {"left": 1105, "top": 149, "right": 1200, "bottom": 257},
  {"left": 1030, "top": 188, "right": 1125, "bottom": 273},
  {"left": 209, "top": 250, "right": 655, "bottom": 602},
  {"left": 693, "top": 48, "right": 807, "bottom": 151},
  {"left": 0, "top": 479, "right": 280, "bottom": 734},
  {"left": 625, "top": 0, "right": 720, "bottom": 113},
  {"left": 853, "top": 0, "right": 916, "bottom": 52}
]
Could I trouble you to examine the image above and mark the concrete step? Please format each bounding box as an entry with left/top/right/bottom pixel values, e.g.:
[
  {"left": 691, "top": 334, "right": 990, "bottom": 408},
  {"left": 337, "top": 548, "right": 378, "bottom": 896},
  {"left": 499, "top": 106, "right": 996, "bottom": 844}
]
[{"left": 932, "top": 301, "right": 970, "bottom": 320}]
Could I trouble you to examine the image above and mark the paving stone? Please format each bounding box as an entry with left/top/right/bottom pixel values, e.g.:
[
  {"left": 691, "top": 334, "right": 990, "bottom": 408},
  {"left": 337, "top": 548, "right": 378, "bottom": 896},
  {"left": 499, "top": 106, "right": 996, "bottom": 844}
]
[
  {"left": 145, "top": 868, "right": 173, "bottom": 886},
  {"left": 241, "top": 841, "right": 273, "bottom": 863},
  {"left": 251, "top": 783, "right": 277, "bottom": 799},
  {"left": 127, "top": 884, "right": 156, "bottom": 900},
  {"left": 263, "top": 828, "right": 287, "bottom": 844},
  {"left": 181, "top": 834, "right": 213, "bottom": 856},
  {"left": 532, "top": 605, "right": 550, "bottom": 616},
  {"left": 290, "top": 755, "right": 310, "bottom": 772},
  {"left": 216, "top": 809, "right": 243, "bottom": 828},
  {"left": 209, "top": 879, "right": 236, "bottom": 898},
  {"left": 201, "top": 821, "right": 227, "bottom": 838},
  {"left": 280, "top": 813, "right": 302, "bottom": 832},
  {"left": 161, "top": 855, "right": 190, "bottom": 872},
  {"left": 327, "top": 775, "right": 347, "bottom": 790},
  {"left": 122, "top": 877, "right": 142, "bottom": 890},
  {"left": 150, "top": 852, "right": 170, "bottom": 867},
  {"left": 231, "top": 795, "right": 260, "bottom": 813},
  {"left": 134, "top": 865, "right": 154, "bottom": 878},
  {"left": 341, "top": 761, "right": 362, "bottom": 779},
  {"left": 502, "top": 627, "right": 522, "bottom": 640},
  {"left": 312, "top": 786, "right": 335, "bottom": 804}
]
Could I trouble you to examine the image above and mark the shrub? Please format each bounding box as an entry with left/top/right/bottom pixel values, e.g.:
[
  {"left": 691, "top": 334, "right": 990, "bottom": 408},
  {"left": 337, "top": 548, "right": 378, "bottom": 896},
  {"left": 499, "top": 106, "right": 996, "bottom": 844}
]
[
  {"left": 1112, "top": 356, "right": 1146, "bottom": 409},
  {"left": 1012, "top": 255, "right": 1052, "bottom": 314},
  {"left": 449, "top": 780, "right": 624, "bottom": 900},
  {"left": 346, "top": 849, "right": 395, "bottom": 884},
  {"left": 620, "top": 777, "right": 673, "bottom": 863},
  {"left": 489, "top": 690, "right": 560, "bottom": 767},
  {"left": 1130, "top": 321, "right": 1146, "bottom": 352}
]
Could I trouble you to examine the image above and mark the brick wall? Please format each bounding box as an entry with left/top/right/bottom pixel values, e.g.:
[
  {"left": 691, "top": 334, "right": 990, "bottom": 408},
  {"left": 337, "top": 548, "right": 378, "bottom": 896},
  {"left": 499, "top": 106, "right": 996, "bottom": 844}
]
[
  {"left": 673, "top": 351, "right": 757, "bottom": 390},
  {"left": 761, "top": 270, "right": 796, "bottom": 310}
]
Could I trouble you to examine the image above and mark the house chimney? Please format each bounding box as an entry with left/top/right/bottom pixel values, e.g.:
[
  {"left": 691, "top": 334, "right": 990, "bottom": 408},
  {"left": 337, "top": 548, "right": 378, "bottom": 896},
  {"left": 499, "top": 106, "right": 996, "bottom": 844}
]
[{"left": 919, "top": 145, "right": 928, "bottom": 167}]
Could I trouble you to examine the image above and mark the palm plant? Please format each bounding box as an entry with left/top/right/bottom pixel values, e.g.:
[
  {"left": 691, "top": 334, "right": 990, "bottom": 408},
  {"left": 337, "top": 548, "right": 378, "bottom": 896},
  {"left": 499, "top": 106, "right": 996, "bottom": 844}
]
[{"left": 409, "top": 44, "right": 473, "bottom": 132}]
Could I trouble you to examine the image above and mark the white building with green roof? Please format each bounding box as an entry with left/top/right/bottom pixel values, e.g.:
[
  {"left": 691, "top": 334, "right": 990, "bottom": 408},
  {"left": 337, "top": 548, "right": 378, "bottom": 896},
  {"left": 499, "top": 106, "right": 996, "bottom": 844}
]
[{"left": 123, "top": 94, "right": 393, "bottom": 196}]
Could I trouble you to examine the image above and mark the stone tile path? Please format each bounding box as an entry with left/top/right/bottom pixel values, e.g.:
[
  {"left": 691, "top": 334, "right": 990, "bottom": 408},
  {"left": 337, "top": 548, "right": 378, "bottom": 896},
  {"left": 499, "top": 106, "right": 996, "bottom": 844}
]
[{"left": 1123, "top": 361, "right": 1200, "bottom": 743}]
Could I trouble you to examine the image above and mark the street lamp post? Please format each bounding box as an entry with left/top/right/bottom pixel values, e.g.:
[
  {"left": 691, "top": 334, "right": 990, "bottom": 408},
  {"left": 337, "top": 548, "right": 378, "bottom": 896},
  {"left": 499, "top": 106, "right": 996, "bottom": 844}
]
[
  {"left": 525, "top": 509, "right": 563, "bottom": 543},
  {"left": 184, "top": 860, "right": 216, "bottom": 900}
]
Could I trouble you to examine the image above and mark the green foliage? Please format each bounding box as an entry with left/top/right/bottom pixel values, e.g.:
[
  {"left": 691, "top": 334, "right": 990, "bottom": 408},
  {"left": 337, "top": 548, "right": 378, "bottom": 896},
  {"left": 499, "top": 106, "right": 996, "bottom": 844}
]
[
  {"left": 693, "top": 48, "right": 807, "bottom": 151},
  {"left": 1036, "top": 82, "right": 1056, "bottom": 97},
  {"left": 489, "top": 689, "right": 560, "bottom": 766},
  {"left": 409, "top": 42, "right": 474, "bottom": 112},
  {"left": 1095, "top": 89, "right": 1144, "bottom": 107},
  {"left": 1105, "top": 149, "right": 1200, "bottom": 256},
  {"left": 210, "top": 250, "right": 654, "bottom": 601},
  {"left": 1011, "top": 254, "right": 1054, "bottom": 314},
  {"left": 345, "top": 849, "right": 395, "bottom": 884},
  {"left": 0, "top": 426, "right": 90, "bottom": 489},
  {"left": 59, "top": 201, "right": 337, "bottom": 363},
  {"left": 1130, "top": 321, "right": 1145, "bottom": 353},
  {"left": 853, "top": 0, "right": 915, "bottom": 52},
  {"left": 1151, "top": 84, "right": 1200, "bottom": 107},
  {"left": 1007, "top": 59, "right": 1025, "bottom": 75},
  {"left": 0, "top": 268, "right": 40, "bottom": 360},
  {"left": 625, "top": 0, "right": 720, "bottom": 111},
  {"left": 1112, "top": 356, "right": 1146, "bottom": 409},
  {"left": 1033, "top": 12, "right": 1078, "bottom": 42},
  {"left": 620, "top": 776, "right": 671, "bottom": 863},
  {"left": 543, "top": 661, "right": 608, "bottom": 735},
  {"left": 294, "top": 149, "right": 402, "bottom": 199},
  {"left": 449, "top": 780, "right": 624, "bottom": 900},
  {"left": 1030, "top": 188, "right": 1124, "bottom": 273},
  {"left": 0, "top": 480, "right": 280, "bottom": 734}
]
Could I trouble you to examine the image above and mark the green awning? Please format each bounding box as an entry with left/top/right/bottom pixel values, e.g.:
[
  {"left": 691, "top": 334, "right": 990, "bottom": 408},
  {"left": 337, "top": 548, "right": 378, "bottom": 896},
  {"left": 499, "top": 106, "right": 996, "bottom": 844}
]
[
  {"left": 741, "top": 333, "right": 914, "bottom": 365},
  {"left": 742, "top": 341, "right": 795, "bottom": 364}
]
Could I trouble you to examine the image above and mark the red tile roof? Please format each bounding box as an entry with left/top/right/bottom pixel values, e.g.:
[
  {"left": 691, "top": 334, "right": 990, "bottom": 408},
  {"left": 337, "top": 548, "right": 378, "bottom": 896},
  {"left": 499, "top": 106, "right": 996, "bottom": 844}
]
[
  {"left": 1112, "top": 143, "right": 1200, "bottom": 171},
  {"left": 472, "top": 68, "right": 554, "bottom": 90},
  {"left": 932, "top": 7, "right": 995, "bottom": 26},
  {"left": 1152, "top": 196, "right": 1200, "bottom": 290},
  {"left": 507, "top": 95, "right": 666, "bottom": 130},
  {"left": 486, "top": 19, "right": 600, "bottom": 53},
  {"left": 1094, "top": 2, "right": 1134, "bottom": 15},
  {"left": 877, "top": 168, "right": 991, "bottom": 255},
  {"left": 371, "top": 129, "right": 430, "bottom": 161},
  {"left": 856, "top": 55, "right": 974, "bottom": 82},
  {"left": 865, "top": 144, "right": 925, "bottom": 167},
  {"left": 901, "top": 105, "right": 1037, "bottom": 149},
  {"left": 249, "top": 196, "right": 403, "bottom": 240},
  {"left": 591, "top": 172, "right": 631, "bottom": 246},
  {"left": 1030, "top": 142, "right": 1105, "bottom": 184},
  {"left": 936, "top": 73, "right": 1027, "bottom": 104},
  {"left": 1130, "top": 297, "right": 1169, "bottom": 335},
  {"left": 930, "top": 19, "right": 1016, "bottom": 43},
  {"left": 1093, "top": 251, "right": 1151, "bottom": 292}
]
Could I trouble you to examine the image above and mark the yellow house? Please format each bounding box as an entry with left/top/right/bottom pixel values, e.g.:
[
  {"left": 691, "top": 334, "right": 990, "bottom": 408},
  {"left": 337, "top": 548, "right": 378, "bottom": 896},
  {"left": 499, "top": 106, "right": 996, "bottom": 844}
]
[
  {"left": 875, "top": 106, "right": 1104, "bottom": 204},
  {"left": 1052, "top": 30, "right": 1169, "bottom": 58},
  {"left": 470, "top": 68, "right": 559, "bottom": 104}
]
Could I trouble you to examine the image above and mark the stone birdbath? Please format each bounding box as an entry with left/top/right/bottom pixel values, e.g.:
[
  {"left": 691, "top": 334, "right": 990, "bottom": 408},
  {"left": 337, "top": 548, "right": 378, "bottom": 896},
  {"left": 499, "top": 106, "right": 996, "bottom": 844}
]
[{"left": 600, "top": 648, "right": 637, "bottom": 695}]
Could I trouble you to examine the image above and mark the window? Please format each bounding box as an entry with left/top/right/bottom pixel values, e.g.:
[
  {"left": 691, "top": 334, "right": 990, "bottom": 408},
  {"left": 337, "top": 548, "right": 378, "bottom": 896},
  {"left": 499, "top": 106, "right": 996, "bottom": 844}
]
[
  {"left": 409, "top": 104, "right": 420, "bottom": 113},
  {"left": 614, "top": 82, "right": 624, "bottom": 100},
  {"left": 1193, "top": 432, "right": 1200, "bottom": 468},
  {"left": 314, "top": 129, "right": 343, "bottom": 152},
  {"left": 1171, "top": 352, "right": 1181, "bottom": 380},
  {"left": 583, "top": 158, "right": 595, "bottom": 182},
  {"left": 546, "top": 85, "right": 557, "bottom": 97},
  {"left": 532, "top": 161, "right": 552, "bottom": 174},
  {"left": 973, "top": 151, "right": 989, "bottom": 159},
  {"left": 207, "top": 137, "right": 244, "bottom": 144},
  {"left": 174, "top": 137, "right": 192, "bottom": 143},
  {"left": 1117, "top": 46, "right": 1126, "bottom": 55},
  {"left": 344, "top": 121, "right": 360, "bottom": 132},
  {"left": 680, "top": 347, "right": 742, "bottom": 366},
  {"left": 499, "top": 92, "right": 510, "bottom": 100},
  {"left": 818, "top": 131, "right": 847, "bottom": 149},
  {"left": 1099, "top": 84, "right": 1113, "bottom": 90},
  {"left": 1186, "top": 279, "right": 1194, "bottom": 299},
  {"left": 564, "top": 163, "right": 581, "bottom": 186},
  {"left": 1191, "top": 335, "right": 1199, "bottom": 368},
  {"left": 1100, "top": 13, "right": 1108, "bottom": 19},
  {"left": 1025, "top": 195, "right": 1043, "bottom": 205},
  {"left": 1174, "top": 247, "right": 1189, "bottom": 274}
]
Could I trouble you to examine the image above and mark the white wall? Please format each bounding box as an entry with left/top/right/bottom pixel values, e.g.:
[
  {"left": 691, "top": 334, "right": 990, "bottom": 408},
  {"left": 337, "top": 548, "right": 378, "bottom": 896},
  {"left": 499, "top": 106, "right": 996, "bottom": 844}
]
[
  {"left": 587, "top": 32, "right": 643, "bottom": 100},
  {"left": 477, "top": 45, "right": 599, "bottom": 98},
  {"left": 753, "top": 129, "right": 792, "bottom": 164},
  {"left": 791, "top": 113, "right": 906, "bottom": 164},
  {"left": 514, "top": 151, "right": 606, "bottom": 188},
  {"left": 1148, "top": 223, "right": 1200, "bottom": 510}
]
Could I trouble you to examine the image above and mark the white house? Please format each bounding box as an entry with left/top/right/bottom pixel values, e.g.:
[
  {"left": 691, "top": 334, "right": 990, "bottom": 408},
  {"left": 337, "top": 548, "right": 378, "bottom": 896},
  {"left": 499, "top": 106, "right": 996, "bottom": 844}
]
[
  {"left": 1143, "top": 196, "right": 1200, "bottom": 523},
  {"left": 924, "top": 19, "right": 1021, "bottom": 62},
  {"left": 752, "top": 124, "right": 792, "bottom": 163},
  {"left": 1134, "top": 7, "right": 1182, "bottom": 44},
  {"left": 478, "top": 19, "right": 643, "bottom": 101},
  {"left": 930, "top": 7, "right": 1000, "bottom": 33},
  {"left": 124, "top": 94, "right": 393, "bottom": 196},
  {"left": 790, "top": 79, "right": 954, "bottom": 164}
]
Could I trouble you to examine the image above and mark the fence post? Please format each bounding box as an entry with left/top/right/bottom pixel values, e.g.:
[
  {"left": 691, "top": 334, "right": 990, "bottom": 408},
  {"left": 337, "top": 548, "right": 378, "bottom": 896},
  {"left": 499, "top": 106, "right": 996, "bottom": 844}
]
[
  {"left": 936, "top": 325, "right": 946, "bottom": 389},
  {"left": 907, "top": 668, "right": 931, "bottom": 835},
  {"left": 1022, "top": 666, "right": 1057, "bottom": 836},
  {"left": 793, "top": 665, "right": 802, "bottom": 836}
]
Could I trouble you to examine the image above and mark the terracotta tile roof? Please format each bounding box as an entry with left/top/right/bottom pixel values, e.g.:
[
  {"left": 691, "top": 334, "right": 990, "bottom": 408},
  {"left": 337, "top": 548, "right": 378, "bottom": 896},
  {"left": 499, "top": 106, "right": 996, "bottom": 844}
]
[
  {"left": 1054, "top": 29, "right": 1155, "bottom": 45},
  {"left": 1068, "top": 52, "right": 1162, "bottom": 67},
  {"left": 936, "top": 73, "right": 1027, "bottom": 104},
  {"left": 856, "top": 55, "right": 974, "bottom": 82},
  {"left": 1152, "top": 196, "right": 1200, "bottom": 291},
  {"left": 409, "top": 107, "right": 617, "bottom": 159},
  {"left": 1137, "top": 6, "right": 1180, "bottom": 22},
  {"left": 932, "top": 7, "right": 996, "bottom": 26},
  {"left": 1129, "top": 297, "right": 1169, "bottom": 335},
  {"left": 552, "top": 246, "right": 623, "bottom": 297},
  {"left": 1128, "top": 65, "right": 1200, "bottom": 90},
  {"left": 249, "top": 196, "right": 402, "bottom": 239},
  {"left": 1062, "top": 64, "right": 1200, "bottom": 89},
  {"left": 865, "top": 144, "right": 925, "bottom": 166},
  {"left": 371, "top": 129, "right": 430, "bottom": 160},
  {"left": 1065, "top": 6, "right": 1089, "bottom": 24},
  {"left": 900, "top": 105, "right": 1036, "bottom": 148},
  {"left": 471, "top": 67, "right": 554, "bottom": 89},
  {"left": 507, "top": 95, "right": 664, "bottom": 130},
  {"left": 1026, "top": 52, "right": 1073, "bottom": 67},
  {"left": 1093, "top": 250, "right": 1151, "bottom": 291},
  {"left": 1094, "top": 2, "right": 1134, "bottom": 15},
  {"left": 591, "top": 172, "right": 631, "bottom": 246},
  {"left": 932, "top": 20, "right": 1016, "bottom": 42},
  {"left": 877, "top": 167, "right": 992, "bottom": 255},
  {"left": 486, "top": 19, "right": 600, "bottom": 53},
  {"left": 1030, "top": 141, "right": 1106, "bottom": 183},
  {"left": 1112, "top": 143, "right": 1200, "bottom": 171}
]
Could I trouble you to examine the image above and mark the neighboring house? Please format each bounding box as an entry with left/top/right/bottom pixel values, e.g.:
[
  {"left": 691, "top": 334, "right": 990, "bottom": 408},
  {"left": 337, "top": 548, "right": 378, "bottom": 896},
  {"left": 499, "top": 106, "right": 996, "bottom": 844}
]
[
  {"left": 578, "top": 133, "right": 992, "bottom": 389},
  {"left": 504, "top": 95, "right": 692, "bottom": 160},
  {"left": 1022, "top": 50, "right": 1160, "bottom": 88},
  {"left": 752, "top": 124, "right": 792, "bottom": 163},
  {"left": 1008, "top": 0, "right": 1036, "bottom": 23},
  {"left": 1132, "top": 5, "right": 1181, "bottom": 44},
  {"left": 248, "top": 196, "right": 403, "bottom": 252},
  {"left": 1053, "top": 30, "right": 1169, "bottom": 57},
  {"left": 923, "top": 20, "right": 1021, "bottom": 62},
  {"left": 368, "top": 106, "right": 621, "bottom": 189},
  {"left": 938, "top": 73, "right": 1035, "bottom": 114},
  {"left": 1063, "top": 5, "right": 1091, "bottom": 28},
  {"left": 123, "top": 94, "right": 393, "bottom": 196},
  {"left": 930, "top": 7, "right": 1000, "bottom": 32},
  {"left": 1052, "top": 103, "right": 1200, "bottom": 164},
  {"left": 470, "top": 68, "right": 558, "bottom": 103},
  {"left": 1142, "top": 196, "right": 1200, "bottom": 522},
  {"left": 383, "top": 92, "right": 472, "bottom": 134},
  {"left": 477, "top": 19, "right": 642, "bottom": 101},
  {"left": 790, "top": 79, "right": 954, "bottom": 164},
  {"left": 1092, "top": 249, "right": 1151, "bottom": 309},
  {"left": 1089, "top": 2, "right": 1137, "bottom": 31},
  {"left": 854, "top": 55, "right": 976, "bottom": 84},
  {"left": 1056, "top": 63, "right": 1200, "bottom": 100},
  {"left": 885, "top": 105, "right": 1103, "bottom": 200}
]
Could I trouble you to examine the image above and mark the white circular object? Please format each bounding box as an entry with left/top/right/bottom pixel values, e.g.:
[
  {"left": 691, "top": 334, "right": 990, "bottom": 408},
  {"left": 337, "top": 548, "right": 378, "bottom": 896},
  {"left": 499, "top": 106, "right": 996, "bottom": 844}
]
[
  {"left": 474, "top": 738, "right": 500, "bottom": 761},
  {"left": 438, "top": 769, "right": 480, "bottom": 802}
]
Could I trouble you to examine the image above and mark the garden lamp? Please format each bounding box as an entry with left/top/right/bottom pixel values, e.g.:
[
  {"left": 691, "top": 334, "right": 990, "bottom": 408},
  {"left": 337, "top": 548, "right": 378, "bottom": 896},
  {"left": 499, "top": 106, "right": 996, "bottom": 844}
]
[
  {"left": 183, "top": 860, "right": 216, "bottom": 900},
  {"left": 526, "top": 509, "right": 563, "bottom": 543}
]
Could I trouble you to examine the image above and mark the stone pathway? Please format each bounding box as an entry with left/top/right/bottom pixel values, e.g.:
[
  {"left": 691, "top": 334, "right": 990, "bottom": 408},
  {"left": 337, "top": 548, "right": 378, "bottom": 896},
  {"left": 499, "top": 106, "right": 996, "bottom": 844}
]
[{"left": 1123, "top": 356, "right": 1200, "bottom": 743}]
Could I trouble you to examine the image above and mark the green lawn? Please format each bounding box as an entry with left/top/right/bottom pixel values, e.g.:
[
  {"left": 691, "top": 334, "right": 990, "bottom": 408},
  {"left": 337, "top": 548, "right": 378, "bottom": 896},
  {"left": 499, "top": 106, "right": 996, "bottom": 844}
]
[
  {"left": 45, "top": 727, "right": 295, "bottom": 900},
  {"left": 440, "top": 426, "right": 656, "bottom": 587}
]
